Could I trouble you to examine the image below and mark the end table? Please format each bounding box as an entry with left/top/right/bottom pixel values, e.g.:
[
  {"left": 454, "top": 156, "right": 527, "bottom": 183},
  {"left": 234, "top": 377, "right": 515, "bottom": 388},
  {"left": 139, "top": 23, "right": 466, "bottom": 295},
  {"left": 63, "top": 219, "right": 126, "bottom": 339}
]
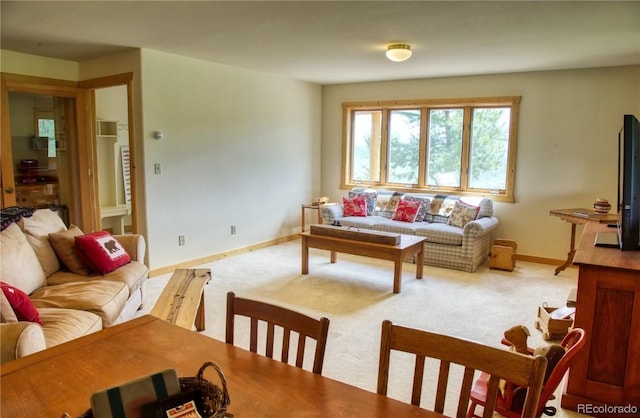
[{"left": 301, "top": 203, "right": 324, "bottom": 232}]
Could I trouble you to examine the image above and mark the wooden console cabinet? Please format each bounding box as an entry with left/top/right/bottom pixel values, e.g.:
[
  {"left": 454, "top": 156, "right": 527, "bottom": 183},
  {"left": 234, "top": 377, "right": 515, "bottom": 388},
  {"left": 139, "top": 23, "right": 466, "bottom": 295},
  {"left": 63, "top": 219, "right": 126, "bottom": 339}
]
[{"left": 561, "top": 223, "right": 640, "bottom": 417}]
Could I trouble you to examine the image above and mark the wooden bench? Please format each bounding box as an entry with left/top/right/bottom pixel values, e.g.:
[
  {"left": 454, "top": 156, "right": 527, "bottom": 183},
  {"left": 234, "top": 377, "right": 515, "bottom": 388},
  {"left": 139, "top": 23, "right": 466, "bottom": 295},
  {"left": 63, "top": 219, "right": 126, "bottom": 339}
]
[{"left": 150, "top": 268, "right": 211, "bottom": 331}]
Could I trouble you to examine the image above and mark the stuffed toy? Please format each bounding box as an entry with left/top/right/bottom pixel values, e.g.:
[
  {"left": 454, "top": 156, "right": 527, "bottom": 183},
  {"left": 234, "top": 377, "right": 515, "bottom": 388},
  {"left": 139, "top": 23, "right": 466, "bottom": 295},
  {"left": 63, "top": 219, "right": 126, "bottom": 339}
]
[
  {"left": 503, "top": 324, "right": 531, "bottom": 354},
  {"left": 501, "top": 324, "right": 568, "bottom": 412}
]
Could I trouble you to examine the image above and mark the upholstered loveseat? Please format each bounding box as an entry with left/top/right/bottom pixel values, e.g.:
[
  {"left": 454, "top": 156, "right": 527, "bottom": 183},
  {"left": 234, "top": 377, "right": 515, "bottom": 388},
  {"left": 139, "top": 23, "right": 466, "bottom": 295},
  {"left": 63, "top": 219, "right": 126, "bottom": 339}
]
[
  {"left": 0, "top": 208, "right": 148, "bottom": 362},
  {"left": 320, "top": 188, "right": 499, "bottom": 272}
]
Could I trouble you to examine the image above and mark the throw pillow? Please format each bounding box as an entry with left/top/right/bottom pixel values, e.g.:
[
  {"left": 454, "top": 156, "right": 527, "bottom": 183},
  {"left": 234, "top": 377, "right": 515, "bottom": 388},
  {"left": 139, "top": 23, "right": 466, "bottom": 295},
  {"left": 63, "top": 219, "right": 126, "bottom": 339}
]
[
  {"left": 383, "top": 192, "right": 403, "bottom": 213},
  {"left": 448, "top": 200, "right": 480, "bottom": 228},
  {"left": 343, "top": 196, "right": 367, "bottom": 217},
  {"left": 0, "top": 282, "right": 41, "bottom": 324},
  {"left": 348, "top": 190, "right": 377, "bottom": 216},
  {"left": 75, "top": 231, "right": 131, "bottom": 274},
  {"left": 392, "top": 199, "right": 422, "bottom": 223},
  {"left": 403, "top": 196, "right": 430, "bottom": 222},
  {"left": 49, "top": 225, "right": 92, "bottom": 276}
]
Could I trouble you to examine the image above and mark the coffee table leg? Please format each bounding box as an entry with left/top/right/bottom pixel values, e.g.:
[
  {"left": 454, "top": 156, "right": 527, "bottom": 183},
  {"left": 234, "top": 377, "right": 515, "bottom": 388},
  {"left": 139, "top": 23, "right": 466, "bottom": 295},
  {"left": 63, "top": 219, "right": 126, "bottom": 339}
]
[
  {"left": 195, "top": 292, "right": 206, "bottom": 331},
  {"left": 393, "top": 260, "right": 402, "bottom": 294},
  {"left": 301, "top": 236, "right": 309, "bottom": 274},
  {"left": 330, "top": 250, "right": 337, "bottom": 264},
  {"left": 416, "top": 244, "right": 424, "bottom": 279}
]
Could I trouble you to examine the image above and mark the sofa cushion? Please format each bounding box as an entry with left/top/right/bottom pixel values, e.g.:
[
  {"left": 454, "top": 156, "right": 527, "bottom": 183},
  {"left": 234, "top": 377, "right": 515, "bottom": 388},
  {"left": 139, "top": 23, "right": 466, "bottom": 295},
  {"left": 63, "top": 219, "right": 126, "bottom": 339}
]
[
  {"left": 338, "top": 216, "right": 390, "bottom": 229},
  {"left": 46, "top": 261, "right": 148, "bottom": 297},
  {"left": 392, "top": 199, "right": 421, "bottom": 223},
  {"left": 30, "top": 280, "right": 128, "bottom": 328},
  {"left": 49, "top": 225, "right": 92, "bottom": 276},
  {"left": 343, "top": 196, "right": 367, "bottom": 217},
  {"left": 0, "top": 223, "right": 47, "bottom": 294},
  {"left": 415, "top": 223, "right": 464, "bottom": 246},
  {"left": 448, "top": 200, "right": 480, "bottom": 228},
  {"left": 19, "top": 209, "right": 66, "bottom": 277},
  {"left": 0, "top": 282, "right": 41, "bottom": 324},
  {"left": 75, "top": 231, "right": 131, "bottom": 274},
  {"left": 38, "top": 307, "right": 102, "bottom": 348}
]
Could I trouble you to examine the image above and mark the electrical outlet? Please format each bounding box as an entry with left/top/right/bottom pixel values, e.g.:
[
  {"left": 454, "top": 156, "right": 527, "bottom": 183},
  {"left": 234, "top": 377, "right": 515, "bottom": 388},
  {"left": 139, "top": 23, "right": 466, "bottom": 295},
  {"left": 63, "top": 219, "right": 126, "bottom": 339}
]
[
  {"left": 178, "top": 235, "right": 185, "bottom": 246},
  {"left": 154, "top": 163, "right": 162, "bottom": 175},
  {"left": 230, "top": 225, "right": 237, "bottom": 235}
]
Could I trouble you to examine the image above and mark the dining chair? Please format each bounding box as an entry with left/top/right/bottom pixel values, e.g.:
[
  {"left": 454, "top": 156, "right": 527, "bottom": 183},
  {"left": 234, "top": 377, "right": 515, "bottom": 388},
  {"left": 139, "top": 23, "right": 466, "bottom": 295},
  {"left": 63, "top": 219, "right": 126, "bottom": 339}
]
[
  {"left": 467, "top": 328, "right": 586, "bottom": 418},
  {"left": 225, "top": 291, "right": 330, "bottom": 374},
  {"left": 377, "top": 320, "right": 548, "bottom": 418}
]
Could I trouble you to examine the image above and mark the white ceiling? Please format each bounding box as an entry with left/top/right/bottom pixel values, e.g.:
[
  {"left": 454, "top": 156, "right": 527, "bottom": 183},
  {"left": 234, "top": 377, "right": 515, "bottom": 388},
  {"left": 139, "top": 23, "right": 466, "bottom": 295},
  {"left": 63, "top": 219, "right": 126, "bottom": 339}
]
[{"left": 1, "top": 1, "right": 639, "bottom": 85}]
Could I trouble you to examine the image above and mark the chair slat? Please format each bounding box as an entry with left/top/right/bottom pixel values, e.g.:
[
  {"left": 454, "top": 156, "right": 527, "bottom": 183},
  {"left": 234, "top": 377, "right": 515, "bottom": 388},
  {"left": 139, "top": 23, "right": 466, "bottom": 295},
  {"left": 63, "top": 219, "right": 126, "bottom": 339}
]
[
  {"left": 225, "top": 292, "right": 330, "bottom": 374},
  {"left": 377, "top": 320, "right": 547, "bottom": 418},
  {"left": 434, "top": 360, "right": 450, "bottom": 412}
]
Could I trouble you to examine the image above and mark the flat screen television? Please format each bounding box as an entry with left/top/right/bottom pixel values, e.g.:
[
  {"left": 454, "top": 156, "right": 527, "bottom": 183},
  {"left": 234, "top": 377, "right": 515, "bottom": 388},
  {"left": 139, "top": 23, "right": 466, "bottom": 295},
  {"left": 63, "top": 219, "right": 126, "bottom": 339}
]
[{"left": 617, "top": 114, "right": 640, "bottom": 251}]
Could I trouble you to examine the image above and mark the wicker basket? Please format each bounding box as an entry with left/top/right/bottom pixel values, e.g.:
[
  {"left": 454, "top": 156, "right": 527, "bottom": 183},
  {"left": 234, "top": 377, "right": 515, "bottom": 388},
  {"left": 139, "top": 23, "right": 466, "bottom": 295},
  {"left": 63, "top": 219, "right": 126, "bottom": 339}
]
[{"left": 179, "top": 362, "right": 231, "bottom": 418}]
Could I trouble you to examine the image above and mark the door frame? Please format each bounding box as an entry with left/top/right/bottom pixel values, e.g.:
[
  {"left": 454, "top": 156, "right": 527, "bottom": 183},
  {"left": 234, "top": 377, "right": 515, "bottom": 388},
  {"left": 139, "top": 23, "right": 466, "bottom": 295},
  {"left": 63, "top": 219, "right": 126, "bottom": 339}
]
[
  {"left": 1, "top": 73, "right": 96, "bottom": 230},
  {"left": 79, "top": 72, "right": 138, "bottom": 234}
]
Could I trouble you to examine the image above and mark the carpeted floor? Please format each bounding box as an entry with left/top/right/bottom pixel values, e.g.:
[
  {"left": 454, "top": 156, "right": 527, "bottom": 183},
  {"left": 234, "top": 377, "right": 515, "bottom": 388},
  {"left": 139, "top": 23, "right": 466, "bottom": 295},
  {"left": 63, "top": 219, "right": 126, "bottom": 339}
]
[{"left": 136, "top": 239, "right": 588, "bottom": 417}]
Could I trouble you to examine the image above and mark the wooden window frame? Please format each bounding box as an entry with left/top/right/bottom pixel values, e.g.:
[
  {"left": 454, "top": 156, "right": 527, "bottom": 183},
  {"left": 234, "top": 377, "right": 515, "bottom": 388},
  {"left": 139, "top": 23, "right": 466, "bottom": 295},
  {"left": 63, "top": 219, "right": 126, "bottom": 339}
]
[{"left": 341, "top": 96, "right": 520, "bottom": 202}]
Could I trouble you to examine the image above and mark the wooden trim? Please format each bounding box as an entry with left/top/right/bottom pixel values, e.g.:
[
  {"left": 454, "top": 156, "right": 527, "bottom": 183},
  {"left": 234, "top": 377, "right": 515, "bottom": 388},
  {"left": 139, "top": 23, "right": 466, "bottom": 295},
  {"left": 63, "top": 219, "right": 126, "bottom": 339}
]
[
  {"left": 343, "top": 96, "right": 521, "bottom": 109},
  {"left": 78, "top": 73, "right": 134, "bottom": 89},
  {"left": 1, "top": 72, "right": 77, "bottom": 88},
  {"left": 1, "top": 77, "right": 16, "bottom": 207}
]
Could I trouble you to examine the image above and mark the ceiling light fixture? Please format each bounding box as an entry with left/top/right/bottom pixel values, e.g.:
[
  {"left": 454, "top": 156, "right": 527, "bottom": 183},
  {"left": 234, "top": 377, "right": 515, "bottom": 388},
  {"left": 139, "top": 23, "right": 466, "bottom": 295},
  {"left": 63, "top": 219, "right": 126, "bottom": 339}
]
[{"left": 385, "top": 44, "right": 412, "bottom": 62}]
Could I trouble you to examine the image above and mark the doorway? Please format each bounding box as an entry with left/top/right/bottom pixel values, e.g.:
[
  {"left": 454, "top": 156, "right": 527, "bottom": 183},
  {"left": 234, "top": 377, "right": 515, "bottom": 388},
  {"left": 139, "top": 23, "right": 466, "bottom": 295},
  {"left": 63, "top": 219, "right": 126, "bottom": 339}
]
[{"left": 6, "top": 93, "right": 74, "bottom": 224}]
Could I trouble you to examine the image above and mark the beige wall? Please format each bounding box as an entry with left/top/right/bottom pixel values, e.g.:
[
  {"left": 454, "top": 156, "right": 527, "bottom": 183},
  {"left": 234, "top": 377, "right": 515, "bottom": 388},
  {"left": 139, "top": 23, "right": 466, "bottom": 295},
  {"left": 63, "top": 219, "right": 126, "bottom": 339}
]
[
  {"left": 321, "top": 65, "right": 640, "bottom": 262},
  {"left": 138, "top": 50, "right": 321, "bottom": 269},
  {"left": 1, "top": 50, "right": 79, "bottom": 80}
]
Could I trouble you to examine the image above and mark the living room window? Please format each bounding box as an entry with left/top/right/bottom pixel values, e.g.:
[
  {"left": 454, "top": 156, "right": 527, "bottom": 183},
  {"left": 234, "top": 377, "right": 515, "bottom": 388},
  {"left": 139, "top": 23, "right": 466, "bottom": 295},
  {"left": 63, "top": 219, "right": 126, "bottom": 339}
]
[{"left": 342, "top": 96, "right": 520, "bottom": 202}]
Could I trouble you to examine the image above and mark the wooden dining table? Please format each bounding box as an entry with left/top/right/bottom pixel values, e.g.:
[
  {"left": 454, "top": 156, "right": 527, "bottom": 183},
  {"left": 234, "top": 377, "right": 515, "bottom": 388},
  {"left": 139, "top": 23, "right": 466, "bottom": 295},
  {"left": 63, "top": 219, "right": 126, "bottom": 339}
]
[{"left": 0, "top": 315, "right": 441, "bottom": 417}]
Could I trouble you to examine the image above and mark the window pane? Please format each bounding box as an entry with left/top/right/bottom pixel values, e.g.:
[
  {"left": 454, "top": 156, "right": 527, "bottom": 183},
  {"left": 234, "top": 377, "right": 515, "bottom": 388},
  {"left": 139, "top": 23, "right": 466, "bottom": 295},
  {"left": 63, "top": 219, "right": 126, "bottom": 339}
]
[
  {"left": 387, "top": 109, "right": 420, "bottom": 184},
  {"left": 427, "top": 109, "right": 463, "bottom": 187},
  {"left": 351, "top": 111, "right": 381, "bottom": 182},
  {"left": 469, "top": 108, "right": 510, "bottom": 190}
]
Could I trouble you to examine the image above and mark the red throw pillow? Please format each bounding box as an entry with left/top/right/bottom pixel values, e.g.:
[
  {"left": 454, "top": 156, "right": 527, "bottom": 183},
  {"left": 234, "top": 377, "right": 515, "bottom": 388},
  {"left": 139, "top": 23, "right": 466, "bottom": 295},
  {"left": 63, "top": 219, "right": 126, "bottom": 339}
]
[
  {"left": 392, "top": 199, "right": 422, "bottom": 223},
  {"left": 75, "top": 231, "right": 131, "bottom": 274},
  {"left": 0, "top": 282, "right": 41, "bottom": 324},
  {"left": 343, "top": 196, "right": 367, "bottom": 217}
]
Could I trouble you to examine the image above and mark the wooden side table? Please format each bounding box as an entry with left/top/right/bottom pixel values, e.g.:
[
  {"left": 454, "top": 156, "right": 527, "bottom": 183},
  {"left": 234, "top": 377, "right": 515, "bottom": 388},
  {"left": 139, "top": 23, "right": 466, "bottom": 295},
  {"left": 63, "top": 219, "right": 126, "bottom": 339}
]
[
  {"left": 549, "top": 208, "right": 617, "bottom": 275},
  {"left": 301, "top": 203, "right": 324, "bottom": 232}
]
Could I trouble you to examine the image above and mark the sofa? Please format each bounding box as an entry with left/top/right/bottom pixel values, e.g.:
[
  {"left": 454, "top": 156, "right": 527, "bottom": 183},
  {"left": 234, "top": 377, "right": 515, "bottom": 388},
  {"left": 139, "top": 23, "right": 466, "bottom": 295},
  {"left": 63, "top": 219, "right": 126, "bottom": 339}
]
[
  {"left": 0, "top": 208, "right": 148, "bottom": 363},
  {"left": 320, "top": 188, "right": 499, "bottom": 272}
]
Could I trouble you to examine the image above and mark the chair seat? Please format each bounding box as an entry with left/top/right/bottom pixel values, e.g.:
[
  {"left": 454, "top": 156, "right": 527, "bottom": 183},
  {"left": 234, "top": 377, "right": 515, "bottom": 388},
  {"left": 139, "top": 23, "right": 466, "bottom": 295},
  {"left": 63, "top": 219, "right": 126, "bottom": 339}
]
[{"left": 470, "top": 372, "right": 520, "bottom": 418}]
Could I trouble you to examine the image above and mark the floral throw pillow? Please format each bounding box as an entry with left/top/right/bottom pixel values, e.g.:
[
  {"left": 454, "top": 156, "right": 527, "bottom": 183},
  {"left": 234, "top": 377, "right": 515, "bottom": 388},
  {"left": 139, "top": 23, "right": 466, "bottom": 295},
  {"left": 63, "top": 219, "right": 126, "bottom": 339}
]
[
  {"left": 448, "top": 200, "right": 480, "bottom": 228},
  {"left": 392, "top": 199, "right": 422, "bottom": 223},
  {"left": 343, "top": 196, "right": 367, "bottom": 217}
]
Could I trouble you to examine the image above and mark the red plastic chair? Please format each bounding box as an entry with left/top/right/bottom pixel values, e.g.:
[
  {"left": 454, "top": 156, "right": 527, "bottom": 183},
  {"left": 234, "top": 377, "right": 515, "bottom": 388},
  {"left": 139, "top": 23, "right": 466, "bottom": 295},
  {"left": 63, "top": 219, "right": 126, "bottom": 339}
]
[{"left": 466, "top": 328, "right": 585, "bottom": 418}]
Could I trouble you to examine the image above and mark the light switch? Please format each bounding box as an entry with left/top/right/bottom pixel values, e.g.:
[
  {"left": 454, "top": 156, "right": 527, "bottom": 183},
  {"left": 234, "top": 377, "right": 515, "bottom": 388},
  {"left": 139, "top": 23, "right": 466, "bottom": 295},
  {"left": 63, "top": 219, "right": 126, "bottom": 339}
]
[{"left": 154, "top": 163, "right": 161, "bottom": 175}]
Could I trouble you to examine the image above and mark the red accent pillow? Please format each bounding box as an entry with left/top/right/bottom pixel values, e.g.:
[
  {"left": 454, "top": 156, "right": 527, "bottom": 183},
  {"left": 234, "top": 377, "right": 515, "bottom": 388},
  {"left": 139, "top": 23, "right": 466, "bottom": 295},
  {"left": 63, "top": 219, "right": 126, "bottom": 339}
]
[
  {"left": 0, "top": 282, "right": 41, "bottom": 324},
  {"left": 75, "top": 231, "right": 131, "bottom": 274},
  {"left": 392, "top": 199, "right": 422, "bottom": 223},
  {"left": 343, "top": 196, "right": 367, "bottom": 217}
]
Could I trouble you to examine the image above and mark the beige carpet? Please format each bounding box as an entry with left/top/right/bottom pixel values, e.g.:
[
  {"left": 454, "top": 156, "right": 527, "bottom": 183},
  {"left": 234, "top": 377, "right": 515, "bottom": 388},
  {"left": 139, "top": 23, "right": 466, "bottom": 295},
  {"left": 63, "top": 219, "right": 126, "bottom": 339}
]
[{"left": 136, "top": 239, "right": 588, "bottom": 417}]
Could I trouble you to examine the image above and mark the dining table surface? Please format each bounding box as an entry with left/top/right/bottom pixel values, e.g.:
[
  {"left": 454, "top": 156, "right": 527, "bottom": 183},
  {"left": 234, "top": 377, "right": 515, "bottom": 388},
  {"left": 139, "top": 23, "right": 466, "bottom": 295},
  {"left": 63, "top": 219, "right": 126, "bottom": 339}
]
[{"left": 0, "top": 314, "right": 444, "bottom": 417}]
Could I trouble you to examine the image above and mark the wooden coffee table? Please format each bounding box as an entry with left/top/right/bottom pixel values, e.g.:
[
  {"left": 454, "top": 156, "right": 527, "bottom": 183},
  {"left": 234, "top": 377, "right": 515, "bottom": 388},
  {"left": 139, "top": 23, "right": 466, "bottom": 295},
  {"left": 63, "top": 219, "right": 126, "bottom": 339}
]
[
  {"left": 300, "top": 230, "right": 426, "bottom": 293},
  {"left": 150, "top": 268, "right": 211, "bottom": 331}
]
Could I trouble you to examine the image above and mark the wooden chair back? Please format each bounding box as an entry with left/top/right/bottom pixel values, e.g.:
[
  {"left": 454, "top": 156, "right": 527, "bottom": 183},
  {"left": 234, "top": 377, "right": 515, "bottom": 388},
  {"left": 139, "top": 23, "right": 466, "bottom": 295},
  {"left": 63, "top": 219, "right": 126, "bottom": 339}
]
[
  {"left": 225, "top": 291, "right": 330, "bottom": 374},
  {"left": 377, "top": 320, "right": 547, "bottom": 418}
]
